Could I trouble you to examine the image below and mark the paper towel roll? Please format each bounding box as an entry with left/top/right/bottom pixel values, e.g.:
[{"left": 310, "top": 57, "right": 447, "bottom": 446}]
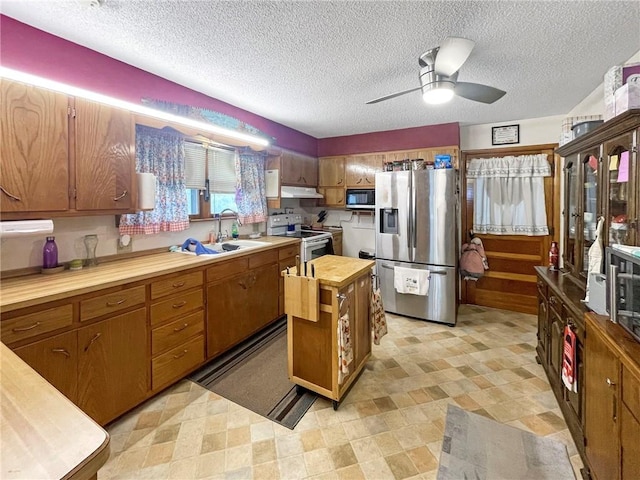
[{"left": 137, "top": 173, "right": 156, "bottom": 210}]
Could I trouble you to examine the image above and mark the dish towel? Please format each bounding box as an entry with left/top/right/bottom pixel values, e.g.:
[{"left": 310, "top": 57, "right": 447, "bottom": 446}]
[
  {"left": 371, "top": 287, "right": 387, "bottom": 345},
  {"left": 180, "top": 238, "right": 218, "bottom": 255},
  {"left": 337, "top": 312, "right": 353, "bottom": 385},
  {"left": 394, "top": 266, "right": 430, "bottom": 295}
]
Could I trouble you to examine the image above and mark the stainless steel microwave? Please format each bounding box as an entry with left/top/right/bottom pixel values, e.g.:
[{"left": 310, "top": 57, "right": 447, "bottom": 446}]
[
  {"left": 345, "top": 188, "right": 375, "bottom": 209},
  {"left": 606, "top": 246, "right": 640, "bottom": 343}
]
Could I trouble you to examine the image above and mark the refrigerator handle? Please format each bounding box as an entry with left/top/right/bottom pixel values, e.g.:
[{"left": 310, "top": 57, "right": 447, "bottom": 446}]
[
  {"left": 407, "top": 171, "right": 413, "bottom": 258},
  {"left": 412, "top": 171, "right": 417, "bottom": 251}
]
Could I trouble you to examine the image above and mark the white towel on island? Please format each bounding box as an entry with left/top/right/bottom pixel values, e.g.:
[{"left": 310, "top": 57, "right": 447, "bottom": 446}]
[{"left": 394, "top": 266, "right": 430, "bottom": 295}]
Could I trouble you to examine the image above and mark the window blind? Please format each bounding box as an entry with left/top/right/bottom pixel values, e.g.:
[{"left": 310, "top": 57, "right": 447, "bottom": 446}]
[
  {"left": 184, "top": 142, "right": 236, "bottom": 193},
  {"left": 184, "top": 142, "right": 207, "bottom": 190}
]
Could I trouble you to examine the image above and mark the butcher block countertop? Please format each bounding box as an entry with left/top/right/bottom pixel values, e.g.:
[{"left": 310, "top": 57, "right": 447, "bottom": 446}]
[
  {"left": 1, "top": 343, "right": 110, "bottom": 480},
  {"left": 0, "top": 236, "right": 299, "bottom": 312},
  {"left": 308, "top": 255, "right": 374, "bottom": 287}
]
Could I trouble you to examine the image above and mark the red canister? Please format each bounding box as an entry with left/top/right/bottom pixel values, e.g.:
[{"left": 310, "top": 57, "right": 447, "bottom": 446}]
[{"left": 549, "top": 241, "right": 559, "bottom": 270}]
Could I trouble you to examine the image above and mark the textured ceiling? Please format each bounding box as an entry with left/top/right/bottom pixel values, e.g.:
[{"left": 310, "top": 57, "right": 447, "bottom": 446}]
[{"left": 1, "top": 1, "right": 639, "bottom": 139}]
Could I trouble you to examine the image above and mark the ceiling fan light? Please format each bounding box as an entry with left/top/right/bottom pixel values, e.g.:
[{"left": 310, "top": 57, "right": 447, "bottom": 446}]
[{"left": 422, "top": 83, "right": 454, "bottom": 104}]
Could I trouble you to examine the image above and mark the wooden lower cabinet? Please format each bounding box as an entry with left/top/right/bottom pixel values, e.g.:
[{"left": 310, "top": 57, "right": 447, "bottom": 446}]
[
  {"left": 13, "top": 330, "right": 78, "bottom": 403},
  {"left": 207, "top": 252, "right": 280, "bottom": 359},
  {"left": 585, "top": 314, "right": 640, "bottom": 480},
  {"left": 332, "top": 231, "right": 343, "bottom": 256},
  {"left": 535, "top": 267, "right": 588, "bottom": 465},
  {"left": 77, "top": 307, "right": 148, "bottom": 425}
]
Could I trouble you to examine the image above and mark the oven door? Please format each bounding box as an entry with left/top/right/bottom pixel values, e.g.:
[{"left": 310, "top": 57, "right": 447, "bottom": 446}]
[{"left": 302, "top": 237, "right": 332, "bottom": 263}]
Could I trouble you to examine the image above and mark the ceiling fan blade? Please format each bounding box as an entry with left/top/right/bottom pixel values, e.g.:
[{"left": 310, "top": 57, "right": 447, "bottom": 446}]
[
  {"left": 434, "top": 37, "right": 475, "bottom": 76},
  {"left": 366, "top": 86, "right": 422, "bottom": 104},
  {"left": 455, "top": 82, "right": 506, "bottom": 104}
]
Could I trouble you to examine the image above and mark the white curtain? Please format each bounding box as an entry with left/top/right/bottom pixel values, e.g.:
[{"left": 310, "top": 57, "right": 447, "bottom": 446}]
[{"left": 467, "top": 154, "right": 551, "bottom": 236}]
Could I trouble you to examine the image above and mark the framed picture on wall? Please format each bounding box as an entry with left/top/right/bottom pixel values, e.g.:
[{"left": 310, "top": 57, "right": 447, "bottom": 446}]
[{"left": 491, "top": 124, "right": 520, "bottom": 145}]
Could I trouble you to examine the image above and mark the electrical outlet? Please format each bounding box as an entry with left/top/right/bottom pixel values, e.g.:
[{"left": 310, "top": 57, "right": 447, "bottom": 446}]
[{"left": 117, "top": 234, "right": 132, "bottom": 254}]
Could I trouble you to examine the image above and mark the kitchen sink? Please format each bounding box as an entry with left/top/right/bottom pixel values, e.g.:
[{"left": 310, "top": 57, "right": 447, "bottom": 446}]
[{"left": 174, "top": 239, "right": 271, "bottom": 256}]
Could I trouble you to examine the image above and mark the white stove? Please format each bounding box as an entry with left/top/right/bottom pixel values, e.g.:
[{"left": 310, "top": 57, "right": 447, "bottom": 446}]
[{"left": 266, "top": 214, "right": 333, "bottom": 262}]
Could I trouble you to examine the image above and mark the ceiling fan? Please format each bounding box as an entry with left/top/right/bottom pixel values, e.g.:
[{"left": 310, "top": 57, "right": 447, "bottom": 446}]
[{"left": 366, "top": 37, "right": 506, "bottom": 106}]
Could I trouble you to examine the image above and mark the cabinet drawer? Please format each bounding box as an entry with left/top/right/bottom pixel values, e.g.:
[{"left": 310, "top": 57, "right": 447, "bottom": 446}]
[
  {"left": 2, "top": 304, "right": 73, "bottom": 345},
  {"left": 537, "top": 277, "right": 548, "bottom": 299},
  {"left": 150, "top": 289, "right": 203, "bottom": 326},
  {"left": 207, "top": 257, "right": 248, "bottom": 283},
  {"left": 622, "top": 365, "right": 640, "bottom": 420},
  {"left": 278, "top": 244, "right": 299, "bottom": 260},
  {"left": 152, "top": 335, "right": 204, "bottom": 390},
  {"left": 548, "top": 294, "right": 561, "bottom": 316},
  {"left": 80, "top": 285, "right": 146, "bottom": 322},
  {"left": 151, "top": 271, "right": 203, "bottom": 300},
  {"left": 249, "top": 250, "right": 277, "bottom": 269},
  {"left": 152, "top": 311, "right": 204, "bottom": 355}
]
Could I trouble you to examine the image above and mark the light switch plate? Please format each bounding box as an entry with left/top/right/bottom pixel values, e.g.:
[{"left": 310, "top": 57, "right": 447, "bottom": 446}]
[{"left": 117, "top": 235, "right": 132, "bottom": 254}]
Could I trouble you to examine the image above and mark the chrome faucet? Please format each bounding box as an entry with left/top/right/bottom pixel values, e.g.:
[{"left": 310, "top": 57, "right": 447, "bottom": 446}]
[{"left": 216, "top": 209, "right": 241, "bottom": 243}]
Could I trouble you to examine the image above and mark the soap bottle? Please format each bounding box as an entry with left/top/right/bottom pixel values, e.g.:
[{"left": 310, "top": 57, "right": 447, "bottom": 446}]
[
  {"left": 231, "top": 222, "right": 239, "bottom": 239},
  {"left": 43, "top": 236, "right": 58, "bottom": 269}
]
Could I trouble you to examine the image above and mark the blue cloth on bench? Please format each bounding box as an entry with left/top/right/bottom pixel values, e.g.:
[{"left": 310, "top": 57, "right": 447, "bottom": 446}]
[{"left": 181, "top": 238, "right": 218, "bottom": 255}]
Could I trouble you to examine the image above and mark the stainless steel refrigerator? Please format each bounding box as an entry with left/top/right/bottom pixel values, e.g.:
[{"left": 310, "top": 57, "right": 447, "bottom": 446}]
[{"left": 375, "top": 169, "right": 458, "bottom": 325}]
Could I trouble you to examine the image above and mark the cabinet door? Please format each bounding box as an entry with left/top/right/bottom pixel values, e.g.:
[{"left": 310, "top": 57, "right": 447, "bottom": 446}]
[
  {"left": 353, "top": 273, "right": 371, "bottom": 367},
  {"left": 621, "top": 403, "right": 640, "bottom": 479},
  {"left": 346, "top": 154, "right": 383, "bottom": 187},
  {"left": 207, "top": 272, "right": 251, "bottom": 358},
  {"left": 246, "top": 263, "right": 279, "bottom": 333},
  {"left": 603, "top": 130, "right": 636, "bottom": 246},
  {"left": 332, "top": 233, "right": 343, "bottom": 256},
  {"left": 1, "top": 79, "right": 70, "bottom": 213},
  {"left": 319, "top": 187, "right": 345, "bottom": 208},
  {"left": 74, "top": 97, "right": 135, "bottom": 211},
  {"left": 564, "top": 319, "right": 585, "bottom": 435},
  {"left": 319, "top": 157, "right": 346, "bottom": 187},
  {"left": 585, "top": 322, "right": 620, "bottom": 480},
  {"left": 13, "top": 331, "right": 78, "bottom": 403},
  {"left": 536, "top": 288, "right": 548, "bottom": 366},
  {"left": 548, "top": 297, "right": 564, "bottom": 384},
  {"left": 580, "top": 147, "right": 601, "bottom": 279},
  {"left": 563, "top": 155, "right": 580, "bottom": 273},
  {"left": 77, "top": 307, "right": 148, "bottom": 425},
  {"left": 281, "top": 152, "right": 318, "bottom": 186}
]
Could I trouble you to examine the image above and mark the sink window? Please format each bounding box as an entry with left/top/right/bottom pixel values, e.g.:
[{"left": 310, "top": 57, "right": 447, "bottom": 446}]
[{"left": 185, "top": 141, "right": 238, "bottom": 219}]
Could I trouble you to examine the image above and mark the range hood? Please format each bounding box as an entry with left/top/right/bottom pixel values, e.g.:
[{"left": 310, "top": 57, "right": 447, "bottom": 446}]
[{"left": 280, "top": 186, "right": 324, "bottom": 199}]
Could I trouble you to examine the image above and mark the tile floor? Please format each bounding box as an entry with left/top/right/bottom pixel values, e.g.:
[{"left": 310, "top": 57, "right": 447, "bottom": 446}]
[{"left": 99, "top": 305, "right": 583, "bottom": 479}]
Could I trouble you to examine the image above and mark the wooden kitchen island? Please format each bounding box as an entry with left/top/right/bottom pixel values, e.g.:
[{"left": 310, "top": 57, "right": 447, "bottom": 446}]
[{"left": 285, "top": 255, "right": 375, "bottom": 409}]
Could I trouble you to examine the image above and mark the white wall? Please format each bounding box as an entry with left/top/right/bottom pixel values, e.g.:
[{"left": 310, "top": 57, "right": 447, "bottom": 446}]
[{"left": 460, "top": 114, "right": 565, "bottom": 151}]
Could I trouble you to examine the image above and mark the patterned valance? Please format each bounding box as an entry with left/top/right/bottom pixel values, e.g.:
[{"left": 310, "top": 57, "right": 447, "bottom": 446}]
[
  {"left": 141, "top": 98, "right": 275, "bottom": 144},
  {"left": 467, "top": 154, "right": 550, "bottom": 178}
]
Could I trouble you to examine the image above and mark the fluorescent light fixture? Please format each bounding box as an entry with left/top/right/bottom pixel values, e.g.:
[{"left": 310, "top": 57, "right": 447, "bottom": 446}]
[
  {"left": 0, "top": 67, "right": 270, "bottom": 147},
  {"left": 422, "top": 83, "right": 455, "bottom": 105}
]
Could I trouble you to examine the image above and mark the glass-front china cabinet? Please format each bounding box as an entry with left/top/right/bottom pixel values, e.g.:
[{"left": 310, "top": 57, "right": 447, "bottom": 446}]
[{"left": 557, "top": 110, "right": 639, "bottom": 284}]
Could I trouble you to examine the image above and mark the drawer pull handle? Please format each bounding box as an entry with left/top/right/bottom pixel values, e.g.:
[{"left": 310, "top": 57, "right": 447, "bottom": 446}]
[
  {"left": 84, "top": 333, "right": 102, "bottom": 352},
  {"left": 173, "top": 323, "right": 189, "bottom": 332},
  {"left": 12, "top": 322, "right": 41, "bottom": 332},
  {"left": 172, "top": 301, "right": 187, "bottom": 309},
  {"left": 51, "top": 348, "right": 70, "bottom": 357},
  {"left": 113, "top": 190, "right": 128, "bottom": 201},
  {"left": 172, "top": 281, "right": 186, "bottom": 288},
  {"left": 0, "top": 186, "right": 22, "bottom": 201},
  {"left": 606, "top": 378, "right": 616, "bottom": 387},
  {"left": 106, "top": 298, "right": 126, "bottom": 307},
  {"left": 238, "top": 281, "right": 248, "bottom": 289},
  {"left": 173, "top": 349, "right": 188, "bottom": 359}
]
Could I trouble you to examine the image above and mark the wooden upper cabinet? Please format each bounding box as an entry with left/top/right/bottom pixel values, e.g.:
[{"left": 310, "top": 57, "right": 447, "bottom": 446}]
[
  {"left": 346, "top": 154, "right": 384, "bottom": 187},
  {"left": 281, "top": 151, "right": 318, "bottom": 186},
  {"left": 74, "top": 98, "right": 135, "bottom": 211},
  {"left": 1, "top": 79, "right": 70, "bottom": 213},
  {"left": 319, "top": 156, "right": 346, "bottom": 187}
]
